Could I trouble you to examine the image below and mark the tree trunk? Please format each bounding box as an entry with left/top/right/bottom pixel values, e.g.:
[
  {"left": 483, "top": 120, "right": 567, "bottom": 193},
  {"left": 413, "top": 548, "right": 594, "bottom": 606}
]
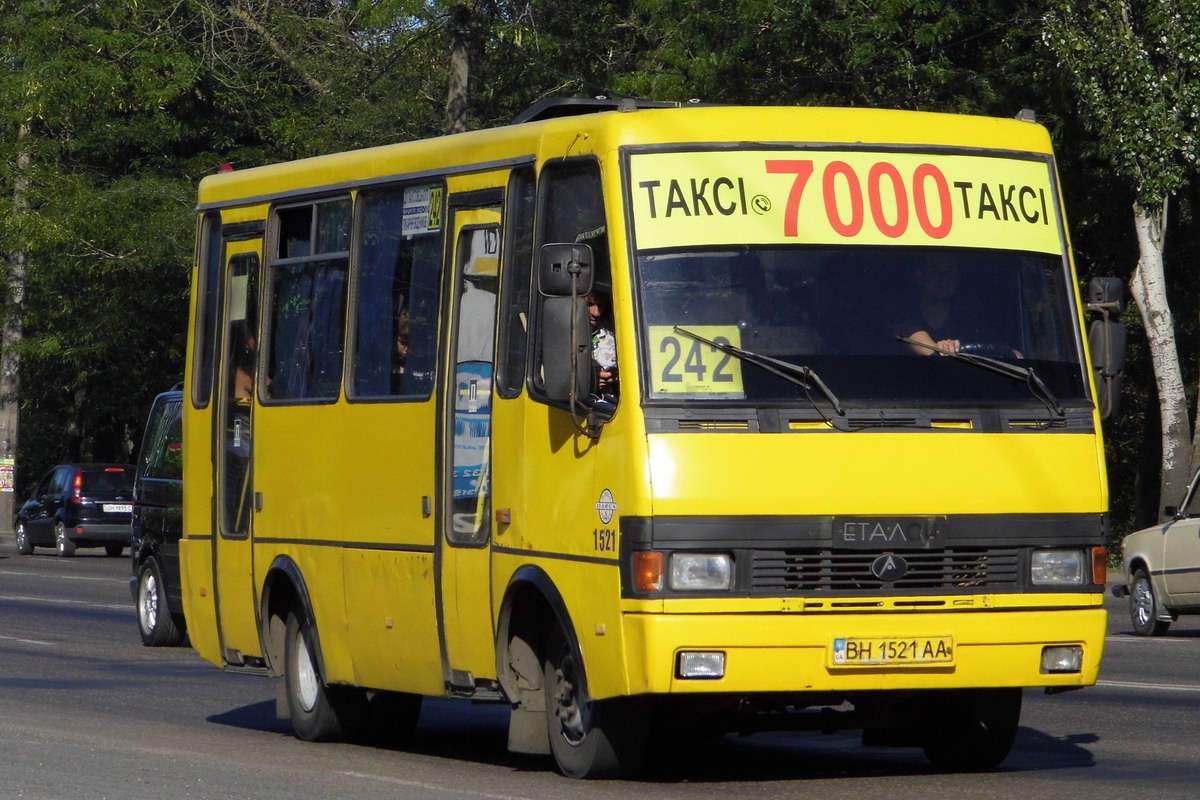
[
  {"left": 0, "top": 122, "right": 29, "bottom": 530},
  {"left": 446, "top": 2, "right": 470, "bottom": 135},
  {"left": 1128, "top": 200, "right": 1191, "bottom": 518}
]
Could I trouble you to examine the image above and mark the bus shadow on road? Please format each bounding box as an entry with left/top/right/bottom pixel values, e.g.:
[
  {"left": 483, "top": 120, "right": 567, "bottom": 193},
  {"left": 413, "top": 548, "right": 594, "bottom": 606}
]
[
  {"left": 204, "top": 697, "right": 1097, "bottom": 781},
  {"left": 206, "top": 699, "right": 293, "bottom": 735}
]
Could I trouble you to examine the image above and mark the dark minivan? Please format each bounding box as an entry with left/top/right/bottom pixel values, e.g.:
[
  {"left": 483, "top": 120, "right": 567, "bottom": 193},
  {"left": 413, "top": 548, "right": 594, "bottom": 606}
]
[
  {"left": 130, "top": 389, "right": 186, "bottom": 646},
  {"left": 16, "top": 463, "right": 135, "bottom": 557}
]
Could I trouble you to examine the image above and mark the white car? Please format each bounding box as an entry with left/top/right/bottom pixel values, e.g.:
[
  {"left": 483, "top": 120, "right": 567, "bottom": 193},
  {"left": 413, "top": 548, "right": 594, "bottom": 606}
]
[{"left": 1117, "top": 469, "right": 1200, "bottom": 635}]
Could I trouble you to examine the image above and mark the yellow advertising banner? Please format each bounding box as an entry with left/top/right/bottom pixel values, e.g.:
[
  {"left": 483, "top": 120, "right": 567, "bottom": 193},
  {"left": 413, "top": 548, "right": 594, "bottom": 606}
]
[{"left": 628, "top": 150, "right": 1062, "bottom": 254}]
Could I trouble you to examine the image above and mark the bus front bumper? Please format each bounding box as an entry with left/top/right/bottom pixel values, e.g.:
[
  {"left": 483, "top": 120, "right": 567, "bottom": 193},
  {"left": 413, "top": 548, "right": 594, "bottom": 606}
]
[{"left": 619, "top": 606, "right": 1106, "bottom": 696}]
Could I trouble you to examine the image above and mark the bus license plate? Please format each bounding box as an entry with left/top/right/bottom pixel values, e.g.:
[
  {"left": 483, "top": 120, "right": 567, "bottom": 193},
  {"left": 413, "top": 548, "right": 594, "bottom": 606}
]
[
  {"left": 104, "top": 504, "right": 132, "bottom": 514},
  {"left": 830, "top": 636, "right": 954, "bottom": 667}
]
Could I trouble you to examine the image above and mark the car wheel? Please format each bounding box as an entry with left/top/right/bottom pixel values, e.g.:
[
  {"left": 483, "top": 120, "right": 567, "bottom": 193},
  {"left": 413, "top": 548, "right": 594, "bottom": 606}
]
[
  {"left": 921, "top": 688, "right": 1022, "bottom": 771},
  {"left": 1129, "top": 568, "right": 1170, "bottom": 636},
  {"left": 54, "top": 521, "right": 76, "bottom": 557},
  {"left": 544, "top": 627, "right": 648, "bottom": 778},
  {"left": 15, "top": 522, "right": 33, "bottom": 555},
  {"left": 137, "top": 558, "right": 185, "bottom": 647},
  {"left": 283, "top": 610, "right": 367, "bottom": 742},
  {"left": 104, "top": 545, "right": 124, "bottom": 557}
]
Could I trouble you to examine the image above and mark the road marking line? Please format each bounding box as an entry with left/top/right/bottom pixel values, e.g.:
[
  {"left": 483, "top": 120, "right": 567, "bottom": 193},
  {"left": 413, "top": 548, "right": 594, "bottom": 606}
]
[
  {"left": 338, "top": 771, "right": 530, "bottom": 800},
  {"left": 0, "top": 634, "right": 55, "bottom": 646},
  {"left": 0, "top": 593, "right": 131, "bottom": 612},
  {"left": 0, "top": 568, "right": 126, "bottom": 584},
  {"left": 1105, "top": 635, "right": 1195, "bottom": 644},
  {"left": 1097, "top": 679, "right": 1200, "bottom": 693}
]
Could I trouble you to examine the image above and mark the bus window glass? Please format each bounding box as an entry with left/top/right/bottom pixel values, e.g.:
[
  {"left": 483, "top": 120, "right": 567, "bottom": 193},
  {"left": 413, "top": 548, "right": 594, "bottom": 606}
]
[
  {"left": 193, "top": 213, "right": 222, "bottom": 407},
  {"left": 266, "top": 197, "right": 351, "bottom": 402},
  {"left": 637, "top": 246, "right": 1086, "bottom": 406},
  {"left": 497, "top": 167, "right": 534, "bottom": 397},
  {"left": 535, "top": 161, "right": 615, "bottom": 402},
  {"left": 266, "top": 261, "right": 349, "bottom": 400},
  {"left": 317, "top": 198, "right": 351, "bottom": 253},
  {"left": 222, "top": 253, "right": 258, "bottom": 537},
  {"left": 352, "top": 185, "right": 444, "bottom": 399}
]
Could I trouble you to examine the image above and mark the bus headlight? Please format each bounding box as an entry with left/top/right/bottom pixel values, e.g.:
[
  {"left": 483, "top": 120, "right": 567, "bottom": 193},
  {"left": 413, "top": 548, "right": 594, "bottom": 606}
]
[
  {"left": 669, "top": 553, "right": 732, "bottom": 591},
  {"left": 1031, "top": 549, "right": 1084, "bottom": 586}
]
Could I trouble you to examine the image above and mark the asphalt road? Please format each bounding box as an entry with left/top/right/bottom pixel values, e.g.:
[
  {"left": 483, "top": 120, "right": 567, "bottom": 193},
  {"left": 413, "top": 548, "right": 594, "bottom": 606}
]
[{"left": 3, "top": 540, "right": 1199, "bottom": 799}]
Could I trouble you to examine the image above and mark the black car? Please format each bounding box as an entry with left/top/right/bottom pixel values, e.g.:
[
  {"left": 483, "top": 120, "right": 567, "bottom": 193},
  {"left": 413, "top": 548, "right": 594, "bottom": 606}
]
[
  {"left": 129, "top": 389, "right": 186, "bottom": 646},
  {"left": 15, "top": 463, "right": 136, "bottom": 557}
]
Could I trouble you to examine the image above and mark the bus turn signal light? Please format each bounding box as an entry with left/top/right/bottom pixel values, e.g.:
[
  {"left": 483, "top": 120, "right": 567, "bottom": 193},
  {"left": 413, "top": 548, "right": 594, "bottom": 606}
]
[
  {"left": 1092, "top": 546, "right": 1107, "bottom": 586},
  {"left": 633, "top": 551, "right": 664, "bottom": 593}
]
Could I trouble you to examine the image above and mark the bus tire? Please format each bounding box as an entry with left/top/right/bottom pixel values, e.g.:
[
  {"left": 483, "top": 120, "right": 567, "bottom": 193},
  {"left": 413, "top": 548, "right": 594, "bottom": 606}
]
[
  {"left": 137, "top": 558, "right": 185, "bottom": 647},
  {"left": 284, "top": 610, "right": 367, "bottom": 742},
  {"left": 921, "top": 688, "right": 1021, "bottom": 771},
  {"left": 543, "top": 627, "right": 648, "bottom": 778}
]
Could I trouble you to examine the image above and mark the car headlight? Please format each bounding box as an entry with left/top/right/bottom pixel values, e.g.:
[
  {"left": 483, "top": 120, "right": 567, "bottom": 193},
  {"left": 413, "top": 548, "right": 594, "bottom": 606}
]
[
  {"left": 669, "top": 553, "right": 732, "bottom": 591},
  {"left": 1031, "top": 548, "right": 1084, "bottom": 586}
]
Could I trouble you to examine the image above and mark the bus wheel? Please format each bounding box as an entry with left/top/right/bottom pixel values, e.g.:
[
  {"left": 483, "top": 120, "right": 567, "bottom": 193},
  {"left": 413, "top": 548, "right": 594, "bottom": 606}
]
[
  {"left": 921, "top": 688, "right": 1021, "bottom": 771},
  {"left": 137, "top": 558, "right": 185, "bottom": 647},
  {"left": 543, "top": 628, "right": 648, "bottom": 778},
  {"left": 284, "top": 610, "right": 367, "bottom": 742}
]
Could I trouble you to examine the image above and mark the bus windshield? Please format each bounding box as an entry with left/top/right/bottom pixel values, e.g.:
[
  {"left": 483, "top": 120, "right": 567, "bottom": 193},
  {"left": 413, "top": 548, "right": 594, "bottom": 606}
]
[{"left": 637, "top": 245, "right": 1088, "bottom": 407}]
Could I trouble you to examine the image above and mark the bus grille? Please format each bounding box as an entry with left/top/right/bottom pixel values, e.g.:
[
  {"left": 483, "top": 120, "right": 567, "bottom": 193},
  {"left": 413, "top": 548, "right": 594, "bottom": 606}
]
[{"left": 751, "top": 547, "right": 1020, "bottom": 593}]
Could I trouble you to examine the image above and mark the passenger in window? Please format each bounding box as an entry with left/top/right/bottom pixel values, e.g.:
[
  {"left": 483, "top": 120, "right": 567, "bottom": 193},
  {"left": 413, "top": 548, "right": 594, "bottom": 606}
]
[
  {"left": 232, "top": 324, "right": 256, "bottom": 400},
  {"left": 391, "top": 307, "right": 410, "bottom": 391},
  {"left": 588, "top": 291, "right": 618, "bottom": 402}
]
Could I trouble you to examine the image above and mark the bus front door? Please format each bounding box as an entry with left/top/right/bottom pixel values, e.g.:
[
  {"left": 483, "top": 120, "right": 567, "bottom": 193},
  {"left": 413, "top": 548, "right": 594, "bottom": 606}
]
[
  {"left": 439, "top": 200, "right": 502, "bottom": 689},
  {"left": 213, "top": 237, "right": 263, "bottom": 664}
]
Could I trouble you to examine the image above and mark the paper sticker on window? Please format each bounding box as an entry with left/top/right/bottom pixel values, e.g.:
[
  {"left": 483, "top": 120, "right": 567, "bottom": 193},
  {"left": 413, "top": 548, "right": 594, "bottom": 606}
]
[
  {"left": 648, "top": 325, "right": 744, "bottom": 398},
  {"left": 402, "top": 185, "right": 444, "bottom": 235}
]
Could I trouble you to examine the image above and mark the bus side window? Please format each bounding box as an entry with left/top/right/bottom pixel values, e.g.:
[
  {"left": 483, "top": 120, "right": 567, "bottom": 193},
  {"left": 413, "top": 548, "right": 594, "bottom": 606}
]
[
  {"left": 192, "top": 213, "right": 222, "bottom": 408},
  {"left": 496, "top": 167, "right": 535, "bottom": 398},
  {"left": 264, "top": 198, "right": 351, "bottom": 402},
  {"left": 533, "top": 160, "right": 616, "bottom": 406},
  {"left": 352, "top": 184, "right": 444, "bottom": 399}
]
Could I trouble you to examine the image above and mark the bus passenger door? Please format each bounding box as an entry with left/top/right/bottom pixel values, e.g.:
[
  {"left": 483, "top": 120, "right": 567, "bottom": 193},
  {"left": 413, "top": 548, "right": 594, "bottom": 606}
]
[
  {"left": 213, "top": 237, "right": 263, "bottom": 663},
  {"left": 439, "top": 199, "right": 502, "bottom": 689}
]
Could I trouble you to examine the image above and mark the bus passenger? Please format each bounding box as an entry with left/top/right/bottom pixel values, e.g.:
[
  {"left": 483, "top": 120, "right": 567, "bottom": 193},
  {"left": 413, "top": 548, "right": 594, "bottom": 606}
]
[{"left": 587, "top": 291, "right": 618, "bottom": 401}]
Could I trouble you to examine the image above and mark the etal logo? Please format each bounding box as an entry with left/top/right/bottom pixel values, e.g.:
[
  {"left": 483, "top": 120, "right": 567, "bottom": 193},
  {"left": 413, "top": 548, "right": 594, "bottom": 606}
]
[
  {"left": 871, "top": 554, "right": 908, "bottom": 582},
  {"left": 595, "top": 489, "right": 617, "bottom": 525}
]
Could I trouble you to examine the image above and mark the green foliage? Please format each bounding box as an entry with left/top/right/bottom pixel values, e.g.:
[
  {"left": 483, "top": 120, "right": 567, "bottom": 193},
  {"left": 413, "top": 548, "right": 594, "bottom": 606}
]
[
  {"left": 0, "top": 0, "right": 1186, "bottom": 530},
  {"left": 1045, "top": 0, "right": 1200, "bottom": 207}
]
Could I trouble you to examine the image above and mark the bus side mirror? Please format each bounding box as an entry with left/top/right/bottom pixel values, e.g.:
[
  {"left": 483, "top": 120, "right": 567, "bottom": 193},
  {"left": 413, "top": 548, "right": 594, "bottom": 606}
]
[
  {"left": 539, "top": 243, "right": 594, "bottom": 298},
  {"left": 538, "top": 244, "right": 594, "bottom": 403},
  {"left": 1086, "top": 276, "right": 1126, "bottom": 421}
]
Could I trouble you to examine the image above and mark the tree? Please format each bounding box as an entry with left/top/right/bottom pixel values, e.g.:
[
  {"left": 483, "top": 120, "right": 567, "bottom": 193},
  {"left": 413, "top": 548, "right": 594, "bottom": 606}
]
[{"left": 1045, "top": 0, "right": 1200, "bottom": 516}]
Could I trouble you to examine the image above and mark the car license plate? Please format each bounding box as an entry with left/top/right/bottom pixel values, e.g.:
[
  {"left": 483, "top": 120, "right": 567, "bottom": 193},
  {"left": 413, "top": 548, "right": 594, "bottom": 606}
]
[
  {"left": 103, "top": 503, "right": 132, "bottom": 514},
  {"left": 829, "top": 635, "right": 954, "bottom": 667}
]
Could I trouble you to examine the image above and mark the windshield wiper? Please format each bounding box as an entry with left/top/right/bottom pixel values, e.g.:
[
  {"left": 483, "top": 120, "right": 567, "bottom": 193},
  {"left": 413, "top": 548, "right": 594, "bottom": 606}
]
[
  {"left": 674, "top": 326, "right": 844, "bottom": 416},
  {"left": 895, "top": 335, "right": 1065, "bottom": 419}
]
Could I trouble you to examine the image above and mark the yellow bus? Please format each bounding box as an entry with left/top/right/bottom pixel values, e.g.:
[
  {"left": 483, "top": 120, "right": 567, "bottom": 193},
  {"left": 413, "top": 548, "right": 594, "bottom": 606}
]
[{"left": 181, "top": 98, "right": 1117, "bottom": 778}]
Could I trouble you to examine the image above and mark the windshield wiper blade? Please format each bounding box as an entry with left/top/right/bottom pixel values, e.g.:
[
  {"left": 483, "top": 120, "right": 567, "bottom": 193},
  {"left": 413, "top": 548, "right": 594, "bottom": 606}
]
[
  {"left": 674, "top": 326, "right": 844, "bottom": 416},
  {"left": 895, "top": 335, "right": 1065, "bottom": 418}
]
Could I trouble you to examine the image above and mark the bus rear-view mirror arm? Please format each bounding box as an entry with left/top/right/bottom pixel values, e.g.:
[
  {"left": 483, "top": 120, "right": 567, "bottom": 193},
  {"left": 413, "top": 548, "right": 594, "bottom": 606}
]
[
  {"left": 538, "top": 243, "right": 594, "bottom": 407},
  {"left": 1086, "top": 276, "right": 1126, "bottom": 421}
]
